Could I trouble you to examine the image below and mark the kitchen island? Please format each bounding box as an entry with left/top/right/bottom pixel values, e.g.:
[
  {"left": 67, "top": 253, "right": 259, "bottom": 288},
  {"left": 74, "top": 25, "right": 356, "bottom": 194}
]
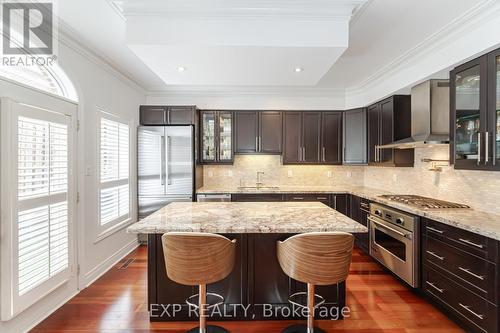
[{"left": 127, "top": 201, "right": 367, "bottom": 322}]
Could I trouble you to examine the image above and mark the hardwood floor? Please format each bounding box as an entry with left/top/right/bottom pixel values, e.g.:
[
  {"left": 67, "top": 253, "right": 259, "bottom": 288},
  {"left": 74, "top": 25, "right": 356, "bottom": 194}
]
[{"left": 32, "top": 246, "right": 464, "bottom": 333}]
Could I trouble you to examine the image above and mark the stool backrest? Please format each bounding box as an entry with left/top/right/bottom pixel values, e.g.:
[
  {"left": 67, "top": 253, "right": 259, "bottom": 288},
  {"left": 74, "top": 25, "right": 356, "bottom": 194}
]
[
  {"left": 277, "top": 232, "right": 354, "bottom": 285},
  {"left": 162, "top": 232, "right": 236, "bottom": 286}
]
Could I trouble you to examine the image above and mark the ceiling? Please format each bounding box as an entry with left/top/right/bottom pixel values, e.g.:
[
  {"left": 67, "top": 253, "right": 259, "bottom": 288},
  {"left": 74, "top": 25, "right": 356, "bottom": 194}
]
[{"left": 57, "top": 0, "right": 487, "bottom": 91}]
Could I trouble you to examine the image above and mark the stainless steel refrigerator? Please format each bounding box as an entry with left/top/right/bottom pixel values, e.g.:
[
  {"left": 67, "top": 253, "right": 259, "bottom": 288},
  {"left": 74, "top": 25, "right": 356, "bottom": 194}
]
[{"left": 137, "top": 125, "right": 194, "bottom": 220}]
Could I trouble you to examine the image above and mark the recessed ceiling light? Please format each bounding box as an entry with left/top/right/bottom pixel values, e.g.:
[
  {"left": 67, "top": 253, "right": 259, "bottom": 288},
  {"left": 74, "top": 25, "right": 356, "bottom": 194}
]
[
  {"left": 294, "top": 67, "right": 303, "bottom": 73},
  {"left": 177, "top": 66, "right": 186, "bottom": 72}
]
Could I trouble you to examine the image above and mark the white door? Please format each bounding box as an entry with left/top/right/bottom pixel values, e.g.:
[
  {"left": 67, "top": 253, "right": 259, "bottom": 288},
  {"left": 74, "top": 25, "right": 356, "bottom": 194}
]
[{"left": 0, "top": 97, "right": 77, "bottom": 320}]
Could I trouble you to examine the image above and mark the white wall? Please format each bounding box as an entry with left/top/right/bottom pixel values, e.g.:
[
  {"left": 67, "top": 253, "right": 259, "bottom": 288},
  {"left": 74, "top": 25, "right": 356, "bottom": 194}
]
[{"left": 0, "top": 36, "right": 144, "bottom": 332}]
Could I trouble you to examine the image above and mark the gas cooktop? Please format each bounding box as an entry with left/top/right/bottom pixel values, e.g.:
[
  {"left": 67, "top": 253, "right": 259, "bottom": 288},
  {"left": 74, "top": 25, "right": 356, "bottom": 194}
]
[{"left": 379, "top": 195, "right": 470, "bottom": 209}]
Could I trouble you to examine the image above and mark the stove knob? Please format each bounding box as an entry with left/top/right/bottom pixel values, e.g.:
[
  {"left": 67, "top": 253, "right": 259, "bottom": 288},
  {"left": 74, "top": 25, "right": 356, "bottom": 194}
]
[
  {"left": 375, "top": 210, "right": 382, "bottom": 216},
  {"left": 396, "top": 218, "right": 404, "bottom": 225}
]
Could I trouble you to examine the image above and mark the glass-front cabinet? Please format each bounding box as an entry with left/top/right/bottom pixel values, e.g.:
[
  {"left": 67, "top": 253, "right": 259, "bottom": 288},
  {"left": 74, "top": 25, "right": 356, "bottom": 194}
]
[
  {"left": 489, "top": 49, "right": 500, "bottom": 168},
  {"left": 200, "top": 111, "right": 233, "bottom": 164},
  {"left": 451, "top": 48, "right": 500, "bottom": 171}
]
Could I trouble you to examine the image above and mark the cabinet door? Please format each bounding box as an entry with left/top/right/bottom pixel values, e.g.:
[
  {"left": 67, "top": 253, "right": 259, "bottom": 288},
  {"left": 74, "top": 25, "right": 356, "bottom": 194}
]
[
  {"left": 367, "top": 104, "right": 380, "bottom": 163},
  {"left": 218, "top": 112, "right": 233, "bottom": 162},
  {"left": 234, "top": 111, "right": 258, "bottom": 154},
  {"left": 282, "top": 112, "right": 302, "bottom": 163},
  {"left": 140, "top": 105, "right": 167, "bottom": 125},
  {"left": 168, "top": 106, "right": 195, "bottom": 125},
  {"left": 343, "top": 108, "right": 367, "bottom": 164},
  {"left": 452, "top": 56, "right": 488, "bottom": 169},
  {"left": 379, "top": 98, "right": 394, "bottom": 164},
  {"left": 302, "top": 112, "right": 321, "bottom": 163},
  {"left": 201, "top": 111, "right": 217, "bottom": 163},
  {"left": 488, "top": 49, "right": 500, "bottom": 170},
  {"left": 321, "top": 112, "right": 342, "bottom": 164},
  {"left": 333, "top": 194, "right": 349, "bottom": 216},
  {"left": 259, "top": 111, "right": 282, "bottom": 154}
]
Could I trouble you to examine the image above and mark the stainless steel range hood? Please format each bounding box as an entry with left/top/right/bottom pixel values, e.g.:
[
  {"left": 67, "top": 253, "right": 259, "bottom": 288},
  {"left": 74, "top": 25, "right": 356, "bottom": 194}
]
[{"left": 379, "top": 79, "right": 450, "bottom": 149}]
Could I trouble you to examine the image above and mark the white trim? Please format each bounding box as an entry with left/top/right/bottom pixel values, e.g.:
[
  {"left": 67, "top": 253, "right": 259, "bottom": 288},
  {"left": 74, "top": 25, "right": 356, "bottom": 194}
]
[
  {"left": 57, "top": 22, "right": 147, "bottom": 95},
  {"left": 94, "top": 218, "right": 134, "bottom": 244},
  {"left": 82, "top": 238, "right": 139, "bottom": 288},
  {"left": 0, "top": 76, "right": 78, "bottom": 105}
]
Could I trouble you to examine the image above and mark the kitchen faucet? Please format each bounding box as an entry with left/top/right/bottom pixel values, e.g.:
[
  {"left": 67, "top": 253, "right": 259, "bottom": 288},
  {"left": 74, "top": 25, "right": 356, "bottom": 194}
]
[{"left": 256, "top": 171, "right": 265, "bottom": 188}]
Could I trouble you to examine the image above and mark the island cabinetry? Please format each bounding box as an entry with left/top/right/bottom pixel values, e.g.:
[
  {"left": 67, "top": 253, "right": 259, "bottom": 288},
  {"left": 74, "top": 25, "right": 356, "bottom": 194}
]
[
  {"left": 421, "top": 218, "right": 499, "bottom": 333},
  {"left": 148, "top": 233, "right": 346, "bottom": 321}
]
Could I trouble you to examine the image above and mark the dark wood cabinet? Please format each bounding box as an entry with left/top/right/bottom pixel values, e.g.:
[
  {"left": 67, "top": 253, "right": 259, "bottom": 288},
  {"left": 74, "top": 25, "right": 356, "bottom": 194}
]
[
  {"left": 284, "top": 194, "right": 331, "bottom": 207},
  {"left": 234, "top": 111, "right": 282, "bottom": 154},
  {"left": 232, "top": 193, "right": 283, "bottom": 202},
  {"left": 259, "top": 111, "right": 283, "bottom": 154},
  {"left": 234, "top": 111, "right": 259, "bottom": 153},
  {"left": 421, "top": 218, "right": 499, "bottom": 333},
  {"left": 349, "top": 195, "right": 370, "bottom": 253},
  {"left": 367, "top": 96, "right": 414, "bottom": 167},
  {"left": 200, "top": 111, "right": 233, "bottom": 164},
  {"left": 302, "top": 112, "right": 322, "bottom": 163},
  {"left": 343, "top": 108, "right": 367, "bottom": 164},
  {"left": 283, "top": 111, "right": 342, "bottom": 164},
  {"left": 451, "top": 47, "right": 500, "bottom": 171},
  {"left": 321, "top": 112, "right": 343, "bottom": 164},
  {"left": 332, "top": 194, "right": 349, "bottom": 216},
  {"left": 140, "top": 105, "right": 197, "bottom": 125},
  {"left": 282, "top": 112, "right": 303, "bottom": 164}
]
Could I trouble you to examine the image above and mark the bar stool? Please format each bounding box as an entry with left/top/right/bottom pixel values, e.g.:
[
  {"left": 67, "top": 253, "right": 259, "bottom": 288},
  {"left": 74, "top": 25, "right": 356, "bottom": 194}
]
[
  {"left": 162, "top": 232, "right": 236, "bottom": 333},
  {"left": 277, "top": 232, "right": 354, "bottom": 333}
]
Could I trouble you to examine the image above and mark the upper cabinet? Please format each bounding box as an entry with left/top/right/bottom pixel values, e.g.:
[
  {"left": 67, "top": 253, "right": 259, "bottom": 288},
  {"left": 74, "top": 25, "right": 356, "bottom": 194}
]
[
  {"left": 282, "top": 111, "right": 342, "bottom": 164},
  {"left": 367, "top": 95, "right": 414, "bottom": 167},
  {"left": 343, "top": 108, "right": 367, "bottom": 164},
  {"left": 451, "top": 48, "right": 500, "bottom": 171},
  {"left": 234, "top": 111, "right": 282, "bottom": 154},
  {"left": 140, "top": 105, "right": 197, "bottom": 125},
  {"left": 200, "top": 111, "right": 233, "bottom": 164}
]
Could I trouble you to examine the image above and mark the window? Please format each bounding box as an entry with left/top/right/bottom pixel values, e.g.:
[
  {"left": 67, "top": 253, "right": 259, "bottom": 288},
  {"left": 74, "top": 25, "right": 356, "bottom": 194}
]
[
  {"left": 0, "top": 97, "right": 76, "bottom": 320},
  {"left": 17, "top": 116, "right": 70, "bottom": 294},
  {"left": 0, "top": 64, "right": 78, "bottom": 102},
  {"left": 99, "top": 114, "right": 130, "bottom": 226}
]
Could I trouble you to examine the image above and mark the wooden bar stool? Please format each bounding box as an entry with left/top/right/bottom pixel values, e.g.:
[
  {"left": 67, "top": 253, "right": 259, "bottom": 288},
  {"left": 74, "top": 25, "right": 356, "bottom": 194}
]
[
  {"left": 277, "top": 232, "right": 354, "bottom": 333},
  {"left": 162, "top": 232, "right": 236, "bottom": 333}
]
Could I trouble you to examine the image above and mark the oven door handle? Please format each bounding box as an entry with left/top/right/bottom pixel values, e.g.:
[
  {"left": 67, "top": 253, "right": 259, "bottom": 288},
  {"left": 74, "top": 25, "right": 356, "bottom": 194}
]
[{"left": 368, "top": 217, "right": 409, "bottom": 238}]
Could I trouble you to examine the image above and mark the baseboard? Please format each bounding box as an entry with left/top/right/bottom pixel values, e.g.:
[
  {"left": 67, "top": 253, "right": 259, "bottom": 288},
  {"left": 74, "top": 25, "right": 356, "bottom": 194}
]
[
  {"left": 82, "top": 238, "right": 140, "bottom": 288},
  {"left": 20, "top": 290, "right": 79, "bottom": 333}
]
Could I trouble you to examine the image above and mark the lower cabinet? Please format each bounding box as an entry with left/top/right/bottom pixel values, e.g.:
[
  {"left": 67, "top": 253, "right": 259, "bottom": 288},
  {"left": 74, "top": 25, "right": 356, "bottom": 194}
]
[
  {"left": 421, "top": 218, "right": 499, "bottom": 333},
  {"left": 232, "top": 193, "right": 283, "bottom": 202},
  {"left": 349, "top": 195, "right": 370, "bottom": 253}
]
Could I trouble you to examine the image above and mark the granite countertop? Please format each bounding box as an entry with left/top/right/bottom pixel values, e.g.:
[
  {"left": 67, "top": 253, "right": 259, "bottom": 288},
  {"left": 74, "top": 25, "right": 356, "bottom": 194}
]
[
  {"left": 196, "top": 186, "right": 500, "bottom": 241},
  {"left": 127, "top": 202, "right": 368, "bottom": 234}
]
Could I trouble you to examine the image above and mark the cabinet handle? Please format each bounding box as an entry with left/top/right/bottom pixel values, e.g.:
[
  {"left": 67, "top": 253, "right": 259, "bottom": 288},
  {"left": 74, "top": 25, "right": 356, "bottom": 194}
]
[
  {"left": 322, "top": 147, "right": 326, "bottom": 162},
  {"left": 458, "top": 238, "right": 484, "bottom": 249},
  {"left": 426, "top": 250, "right": 445, "bottom": 261},
  {"left": 317, "top": 197, "right": 328, "bottom": 200},
  {"left": 485, "top": 132, "right": 489, "bottom": 164},
  {"left": 458, "top": 266, "right": 485, "bottom": 281},
  {"left": 477, "top": 132, "right": 481, "bottom": 165},
  {"left": 293, "top": 197, "right": 304, "bottom": 200},
  {"left": 256, "top": 137, "right": 259, "bottom": 152},
  {"left": 259, "top": 136, "right": 262, "bottom": 151},
  {"left": 427, "top": 226, "right": 444, "bottom": 234},
  {"left": 459, "top": 303, "right": 484, "bottom": 320},
  {"left": 426, "top": 281, "right": 444, "bottom": 293},
  {"left": 374, "top": 146, "right": 378, "bottom": 162},
  {"left": 303, "top": 147, "right": 306, "bottom": 161}
]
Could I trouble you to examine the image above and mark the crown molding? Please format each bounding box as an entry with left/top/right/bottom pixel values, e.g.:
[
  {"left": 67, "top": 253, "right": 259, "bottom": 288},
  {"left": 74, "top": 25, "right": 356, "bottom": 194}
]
[
  {"left": 147, "top": 85, "right": 345, "bottom": 98},
  {"left": 56, "top": 21, "right": 146, "bottom": 95},
  {"left": 345, "top": 0, "right": 500, "bottom": 101}
]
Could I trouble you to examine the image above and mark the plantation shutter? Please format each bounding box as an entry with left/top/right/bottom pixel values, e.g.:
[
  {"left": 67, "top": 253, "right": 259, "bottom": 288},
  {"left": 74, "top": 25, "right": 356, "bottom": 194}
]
[{"left": 99, "top": 116, "right": 130, "bottom": 225}]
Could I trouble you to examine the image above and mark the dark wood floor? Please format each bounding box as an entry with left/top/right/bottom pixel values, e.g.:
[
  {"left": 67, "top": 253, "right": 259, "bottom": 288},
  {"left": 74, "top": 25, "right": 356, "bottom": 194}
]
[{"left": 32, "top": 245, "right": 464, "bottom": 333}]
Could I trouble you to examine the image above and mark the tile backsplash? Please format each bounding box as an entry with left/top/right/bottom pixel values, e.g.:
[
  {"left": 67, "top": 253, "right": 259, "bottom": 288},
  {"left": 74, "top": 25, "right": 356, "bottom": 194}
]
[
  {"left": 202, "top": 148, "right": 500, "bottom": 214},
  {"left": 202, "top": 155, "right": 365, "bottom": 188}
]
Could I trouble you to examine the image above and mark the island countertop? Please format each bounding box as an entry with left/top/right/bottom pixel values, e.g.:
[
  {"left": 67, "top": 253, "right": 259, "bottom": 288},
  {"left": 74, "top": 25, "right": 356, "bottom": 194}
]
[{"left": 127, "top": 201, "right": 368, "bottom": 234}]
